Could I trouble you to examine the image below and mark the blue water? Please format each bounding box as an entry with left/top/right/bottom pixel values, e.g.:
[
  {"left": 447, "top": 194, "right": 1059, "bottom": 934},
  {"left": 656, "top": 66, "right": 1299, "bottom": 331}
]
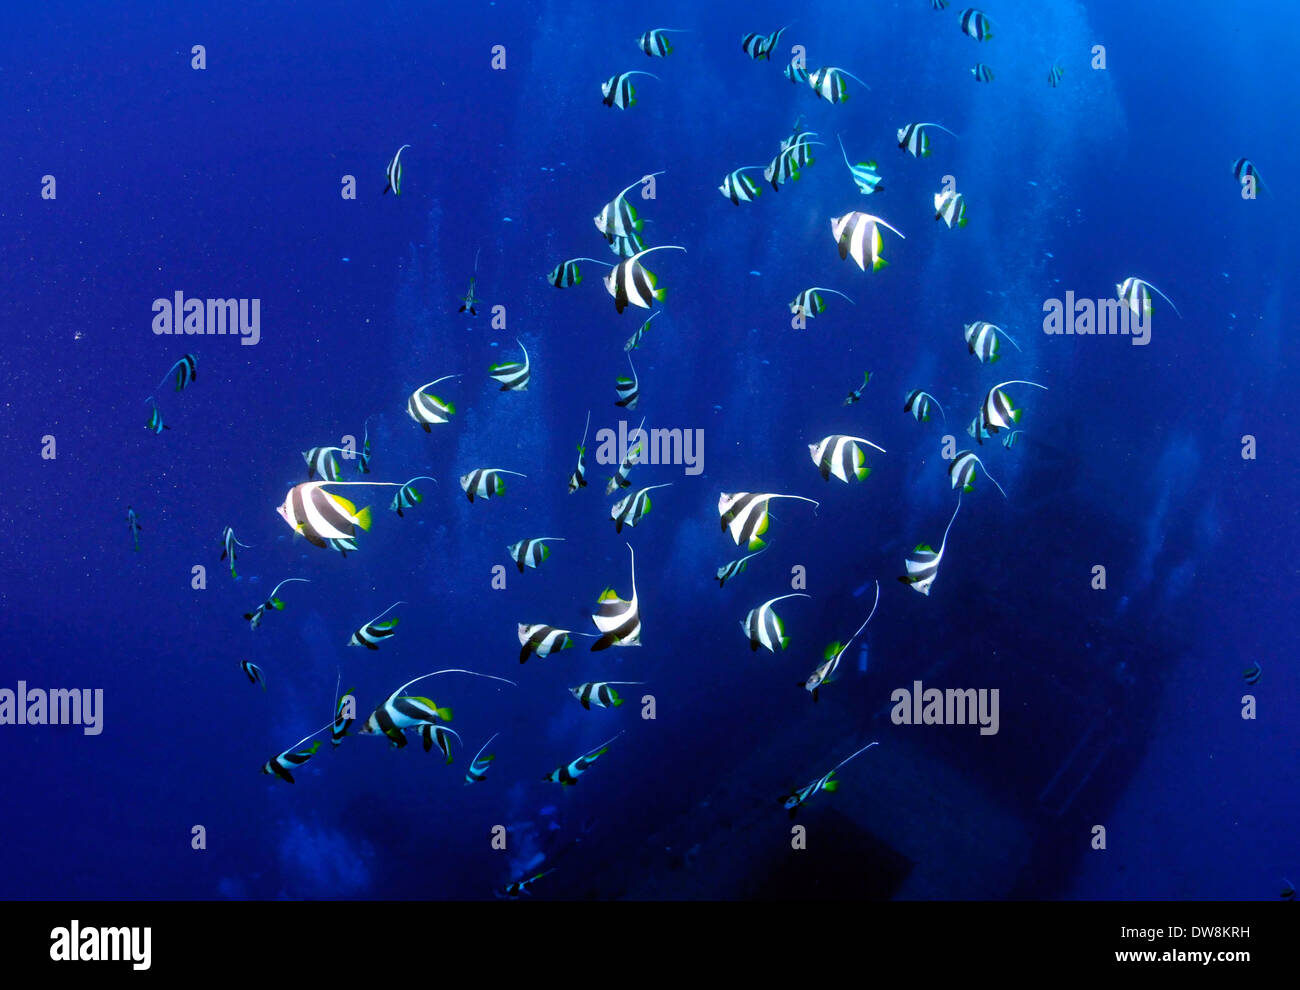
[{"left": 1, "top": 1, "right": 1296, "bottom": 900}]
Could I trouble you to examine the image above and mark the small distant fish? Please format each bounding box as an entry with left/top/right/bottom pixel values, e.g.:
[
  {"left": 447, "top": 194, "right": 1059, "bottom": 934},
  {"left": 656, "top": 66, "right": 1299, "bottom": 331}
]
[
  {"left": 741, "top": 593, "right": 810, "bottom": 652},
  {"left": 243, "top": 577, "right": 310, "bottom": 630},
  {"left": 1231, "top": 158, "right": 1269, "bottom": 196},
  {"left": 240, "top": 660, "right": 266, "bottom": 691},
  {"left": 1281, "top": 878, "right": 1295, "bottom": 901},
  {"left": 465, "top": 733, "right": 499, "bottom": 784},
  {"left": 460, "top": 468, "right": 526, "bottom": 503},
  {"left": 638, "top": 28, "right": 687, "bottom": 57},
  {"left": 783, "top": 742, "right": 879, "bottom": 817},
  {"left": 904, "top": 388, "right": 946, "bottom": 424},
  {"left": 971, "top": 63, "right": 994, "bottom": 82},
  {"left": 784, "top": 59, "right": 809, "bottom": 85},
  {"left": 976, "top": 380, "right": 1047, "bottom": 442},
  {"left": 964, "top": 321, "right": 1022, "bottom": 363},
  {"left": 1047, "top": 62, "right": 1064, "bottom": 87},
  {"left": 545, "top": 731, "right": 624, "bottom": 786},
  {"left": 601, "top": 70, "right": 659, "bottom": 109},
  {"left": 949, "top": 450, "right": 1007, "bottom": 497},
  {"left": 836, "top": 135, "right": 883, "bottom": 196},
  {"left": 716, "top": 548, "right": 766, "bottom": 588},
  {"left": 570, "top": 681, "right": 645, "bottom": 710},
  {"left": 548, "top": 257, "right": 605, "bottom": 288},
  {"left": 830, "top": 212, "right": 906, "bottom": 272},
  {"left": 407, "top": 374, "right": 460, "bottom": 429},
  {"left": 383, "top": 144, "right": 410, "bottom": 195},
  {"left": 263, "top": 721, "right": 332, "bottom": 783},
  {"left": 508, "top": 537, "right": 565, "bottom": 573},
  {"left": 808, "top": 66, "right": 870, "bottom": 104},
  {"left": 391, "top": 476, "right": 437, "bottom": 517},
  {"left": 220, "top": 526, "right": 251, "bottom": 578},
  {"left": 1116, "top": 277, "right": 1182, "bottom": 320},
  {"left": 934, "top": 188, "right": 968, "bottom": 228},
  {"left": 804, "top": 583, "right": 878, "bottom": 701},
  {"left": 844, "top": 371, "right": 871, "bottom": 404},
  {"left": 1243, "top": 661, "right": 1262, "bottom": 686},
  {"left": 459, "top": 249, "right": 481, "bottom": 315},
  {"left": 741, "top": 24, "right": 788, "bottom": 61},
  {"left": 625, "top": 312, "right": 658, "bottom": 351},
  {"left": 568, "top": 411, "right": 591, "bottom": 493},
  {"left": 606, "top": 417, "right": 645, "bottom": 494},
  {"left": 349, "top": 601, "right": 404, "bottom": 650},
  {"left": 790, "top": 287, "right": 854, "bottom": 320},
  {"left": 899, "top": 498, "right": 961, "bottom": 595},
  {"left": 144, "top": 397, "right": 170, "bottom": 434},
  {"left": 898, "top": 121, "right": 958, "bottom": 158},
  {"left": 719, "top": 165, "right": 765, "bottom": 205},
  {"left": 332, "top": 686, "right": 356, "bottom": 747},
  {"left": 498, "top": 868, "right": 556, "bottom": 899},
  {"left": 590, "top": 544, "right": 641, "bottom": 651},
  {"left": 958, "top": 8, "right": 995, "bottom": 41},
  {"left": 419, "top": 723, "right": 462, "bottom": 764},
  {"left": 127, "top": 507, "right": 141, "bottom": 552},
  {"left": 488, "top": 338, "right": 530, "bottom": 391},
  {"left": 615, "top": 353, "right": 640, "bottom": 409},
  {"left": 154, "top": 354, "right": 198, "bottom": 393},
  {"left": 931, "top": 0, "right": 950, "bottom": 9},
  {"left": 519, "top": 623, "right": 585, "bottom": 663},
  {"left": 611, "top": 483, "right": 671, "bottom": 532},
  {"left": 808, "top": 435, "right": 886, "bottom": 483},
  {"left": 1002, "top": 430, "right": 1023, "bottom": 449}
]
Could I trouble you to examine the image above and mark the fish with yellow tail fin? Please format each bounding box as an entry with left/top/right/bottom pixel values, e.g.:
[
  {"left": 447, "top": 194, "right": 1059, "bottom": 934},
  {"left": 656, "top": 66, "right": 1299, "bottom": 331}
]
[
  {"left": 804, "top": 581, "right": 879, "bottom": 701},
  {"left": 638, "top": 28, "right": 688, "bottom": 57},
  {"left": 741, "top": 24, "right": 788, "bottom": 61},
  {"left": 843, "top": 371, "right": 871, "bottom": 405},
  {"left": 934, "top": 188, "right": 967, "bottom": 228},
  {"left": 358, "top": 668, "right": 516, "bottom": 749},
  {"left": 900, "top": 496, "right": 962, "bottom": 596},
  {"left": 949, "top": 451, "right": 1007, "bottom": 497},
  {"left": 601, "top": 71, "right": 659, "bottom": 109},
  {"left": 465, "top": 733, "right": 499, "bottom": 784},
  {"left": 790, "top": 287, "right": 854, "bottom": 320},
  {"left": 220, "top": 526, "right": 251, "bottom": 577},
  {"left": 830, "top": 212, "right": 905, "bottom": 271},
  {"left": 719, "top": 166, "right": 765, "bottom": 204},
  {"left": 897, "top": 122, "right": 958, "bottom": 158},
  {"left": 716, "top": 548, "right": 766, "bottom": 588},
  {"left": 545, "top": 731, "right": 625, "bottom": 785},
  {"left": 741, "top": 593, "right": 810, "bottom": 652},
  {"left": 611, "top": 483, "right": 671, "bottom": 532},
  {"left": 958, "top": 8, "right": 996, "bottom": 41},
  {"left": 594, "top": 173, "right": 664, "bottom": 243},
  {"left": 783, "top": 742, "right": 879, "bottom": 817},
  {"left": 964, "top": 321, "right": 1021, "bottom": 363},
  {"left": 605, "top": 246, "right": 685, "bottom": 314},
  {"left": 591, "top": 543, "right": 642, "bottom": 650},
  {"left": 407, "top": 374, "right": 460, "bottom": 430},
  {"left": 391, "top": 476, "right": 437, "bottom": 517},
  {"left": 348, "top": 601, "right": 404, "bottom": 650},
  {"left": 606, "top": 416, "right": 646, "bottom": 494},
  {"left": 488, "top": 338, "right": 530, "bottom": 391},
  {"left": 625, "top": 313, "right": 658, "bottom": 351},
  {"left": 615, "top": 353, "right": 640, "bottom": 409},
  {"left": 383, "top": 144, "right": 409, "bottom": 195},
  {"left": 460, "top": 468, "right": 526, "bottom": 503},
  {"left": 144, "top": 397, "right": 170, "bottom": 434},
  {"left": 979, "top": 380, "right": 1048, "bottom": 440},
  {"left": 570, "top": 681, "right": 645, "bottom": 710},
  {"left": 1116, "top": 277, "right": 1181, "bottom": 321},
  {"left": 497, "top": 868, "right": 556, "bottom": 898},
  {"left": 547, "top": 258, "right": 611, "bottom": 288},
  {"left": 277, "top": 480, "right": 399, "bottom": 547},
  {"left": 836, "top": 135, "right": 883, "bottom": 195},
  {"left": 903, "top": 388, "right": 946, "bottom": 424},
  {"left": 808, "top": 66, "right": 870, "bottom": 104},
  {"left": 508, "top": 537, "right": 565, "bottom": 573},
  {"left": 808, "top": 435, "right": 885, "bottom": 483},
  {"left": 419, "top": 723, "right": 462, "bottom": 763},
  {"left": 718, "top": 492, "right": 820, "bottom": 551},
  {"left": 518, "top": 623, "right": 598, "bottom": 663},
  {"left": 243, "top": 578, "right": 310, "bottom": 630},
  {"left": 568, "top": 411, "right": 591, "bottom": 493},
  {"left": 262, "top": 720, "right": 333, "bottom": 783}
]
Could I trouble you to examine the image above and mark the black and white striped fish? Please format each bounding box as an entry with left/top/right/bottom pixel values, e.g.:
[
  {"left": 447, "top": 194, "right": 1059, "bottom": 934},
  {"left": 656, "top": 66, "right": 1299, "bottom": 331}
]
[
  {"left": 601, "top": 71, "right": 659, "bottom": 109},
  {"left": 968, "top": 410, "right": 993, "bottom": 444},
  {"left": 488, "top": 338, "right": 530, "bottom": 391},
  {"left": 949, "top": 450, "right": 1007, "bottom": 497},
  {"left": 784, "top": 59, "right": 809, "bottom": 85},
  {"left": 604, "top": 246, "right": 685, "bottom": 314},
  {"left": 278, "top": 481, "right": 395, "bottom": 547},
  {"left": 741, "top": 24, "right": 787, "bottom": 61},
  {"left": 358, "top": 668, "right": 513, "bottom": 749},
  {"left": 498, "top": 869, "right": 556, "bottom": 898},
  {"left": 460, "top": 467, "right": 525, "bottom": 503},
  {"left": 741, "top": 593, "right": 810, "bottom": 652},
  {"left": 419, "top": 723, "right": 462, "bottom": 764},
  {"left": 263, "top": 737, "right": 323, "bottom": 784},
  {"left": 964, "top": 321, "right": 1022, "bottom": 363},
  {"left": 508, "top": 537, "right": 565, "bottom": 573},
  {"left": 155, "top": 353, "right": 198, "bottom": 393},
  {"left": 1232, "top": 158, "right": 1268, "bottom": 195},
  {"left": 611, "top": 483, "right": 671, "bottom": 532},
  {"left": 719, "top": 165, "right": 765, "bottom": 204},
  {"left": 594, "top": 173, "right": 662, "bottom": 243},
  {"left": 790, "top": 287, "right": 854, "bottom": 320},
  {"left": 568, "top": 411, "right": 591, "bottom": 493},
  {"left": 971, "top": 63, "right": 994, "bottom": 82},
  {"left": 591, "top": 543, "right": 641, "bottom": 650},
  {"left": 764, "top": 140, "right": 822, "bottom": 190},
  {"left": 615, "top": 354, "right": 640, "bottom": 408},
  {"left": 332, "top": 685, "right": 356, "bottom": 747},
  {"left": 1116, "top": 277, "right": 1182, "bottom": 320},
  {"left": 570, "top": 681, "right": 644, "bottom": 710},
  {"left": 325, "top": 536, "right": 358, "bottom": 556},
  {"left": 144, "top": 397, "right": 169, "bottom": 434},
  {"left": 899, "top": 496, "right": 961, "bottom": 596},
  {"left": 548, "top": 257, "right": 608, "bottom": 288},
  {"left": 783, "top": 742, "right": 878, "bottom": 817},
  {"left": 407, "top": 374, "right": 460, "bottom": 430},
  {"left": 830, "top": 211, "right": 905, "bottom": 272},
  {"left": 464, "top": 733, "right": 498, "bottom": 784},
  {"left": 718, "top": 492, "right": 820, "bottom": 551},
  {"left": 903, "top": 388, "right": 946, "bottom": 424},
  {"left": 638, "top": 28, "right": 686, "bottom": 57},
  {"left": 348, "top": 601, "right": 404, "bottom": 650},
  {"left": 303, "top": 446, "right": 346, "bottom": 482},
  {"left": 383, "top": 144, "right": 410, "bottom": 195},
  {"left": 844, "top": 371, "right": 871, "bottom": 405},
  {"left": 391, "top": 476, "right": 436, "bottom": 517},
  {"left": 240, "top": 660, "right": 266, "bottom": 691},
  {"left": 716, "top": 548, "right": 765, "bottom": 588},
  {"left": 1002, "top": 430, "right": 1023, "bottom": 449},
  {"left": 243, "top": 577, "right": 310, "bottom": 630},
  {"left": 897, "top": 122, "right": 958, "bottom": 158},
  {"left": 518, "top": 623, "right": 589, "bottom": 663},
  {"left": 931, "top": 0, "right": 950, "bottom": 8},
  {"left": 545, "top": 731, "right": 624, "bottom": 786},
  {"left": 220, "top": 526, "right": 251, "bottom": 579},
  {"left": 1047, "top": 62, "right": 1064, "bottom": 87},
  {"left": 607, "top": 231, "right": 647, "bottom": 258},
  {"left": 808, "top": 435, "right": 886, "bottom": 483},
  {"left": 980, "top": 380, "right": 1048, "bottom": 437},
  {"left": 808, "top": 66, "right": 870, "bottom": 103},
  {"left": 934, "top": 189, "right": 967, "bottom": 228},
  {"left": 358, "top": 416, "right": 374, "bottom": 474},
  {"left": 836, "top": 135, "right": 883, "bottom": 195},
  {"left": 958, "top": 8, "right": 995, "bottom": 41},
  {"left": 625, "top": 312, "right": 658, "bottom": 351},
  {"left": 803, "top": 581, "right": 878, "bottom": 701},
  {"left": 606, "top": 417, "right": 645, "bottom": 495},
  {"left": 459, "top": 248, "right": 481, "bottom": 315}
]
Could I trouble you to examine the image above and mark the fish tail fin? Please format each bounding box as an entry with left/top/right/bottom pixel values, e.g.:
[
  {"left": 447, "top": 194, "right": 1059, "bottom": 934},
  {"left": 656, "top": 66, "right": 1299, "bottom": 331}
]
[{"left": 354, "top": 506, "right": 373, "bottom": 531}]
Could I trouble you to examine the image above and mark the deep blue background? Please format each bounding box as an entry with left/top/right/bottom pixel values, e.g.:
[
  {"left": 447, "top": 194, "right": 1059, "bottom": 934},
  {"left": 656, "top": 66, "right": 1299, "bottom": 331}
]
[{"left": 0, "top": 0, "right": 1295, "bottom": 899}]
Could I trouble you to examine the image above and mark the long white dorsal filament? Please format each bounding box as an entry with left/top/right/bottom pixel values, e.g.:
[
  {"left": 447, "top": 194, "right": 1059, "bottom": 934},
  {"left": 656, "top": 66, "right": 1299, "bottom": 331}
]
[
  {"left": 365, "top": 600, "right": 407, "bottom": 626},
  {"left": 268, "top": 577, "right": 311, "bottom": 599},
  {"left": 826, "top": 740, "right": 880, "bottom": 776}
]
